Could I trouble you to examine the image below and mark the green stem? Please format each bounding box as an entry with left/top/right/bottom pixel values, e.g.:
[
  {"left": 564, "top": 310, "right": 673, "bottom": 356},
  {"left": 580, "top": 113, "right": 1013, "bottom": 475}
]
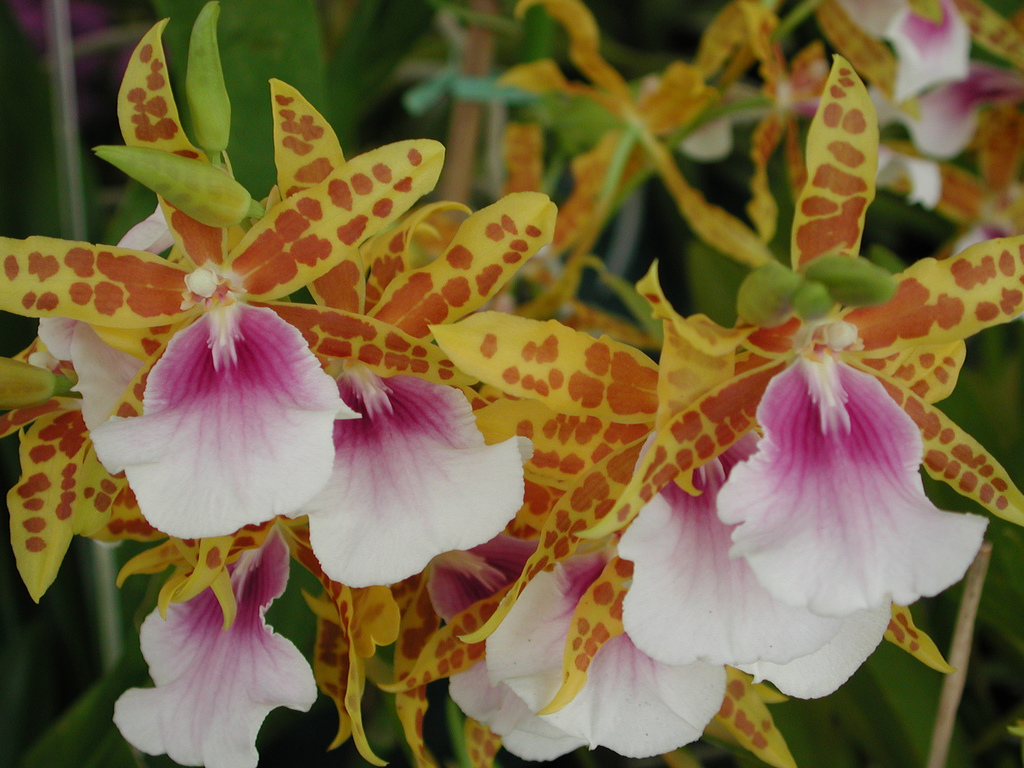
[
  {"left": 772, "top": 0, "right": 827, "bottom": 40},
  {"left": 445, "top": 695, "right": 474, "bottom": 768},
  {"left": 426, "top": 0, "right": 519, "bottom": 36}
]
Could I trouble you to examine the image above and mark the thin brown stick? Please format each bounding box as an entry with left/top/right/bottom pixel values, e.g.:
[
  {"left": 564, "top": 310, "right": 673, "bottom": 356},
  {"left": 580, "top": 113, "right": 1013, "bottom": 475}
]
[
  {"left": 926, "top": 541, "right": 993, "bottom": 768},
  {"left": 437, "top": 0, "right": 498, "bottom": 204}
]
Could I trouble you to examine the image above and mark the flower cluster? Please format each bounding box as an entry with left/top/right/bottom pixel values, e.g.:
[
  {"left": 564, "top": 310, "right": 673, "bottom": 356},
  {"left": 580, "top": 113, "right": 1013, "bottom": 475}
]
[{"left": 3, "top": 0, "right": 1024, "bottom": 767}]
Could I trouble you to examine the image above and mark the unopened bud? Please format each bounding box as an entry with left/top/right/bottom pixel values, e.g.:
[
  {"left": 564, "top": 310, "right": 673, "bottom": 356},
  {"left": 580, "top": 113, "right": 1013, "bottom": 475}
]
[
  {"left": 736, "top": 260, "right": 802, "bottom": 327},
  {"left": 0, "top": 358, "right": 74, "bottom": 408},
  {"left": 803, "top": 254, "right": 898, "bottom": 308},
  {"left": 94, "top": 145, "right": 254, "bottom": 227},
  {"left": 186, "top": 2, "right": 231, "bottom": 157},
  {"left": 793, "top": 280, "right": 834, "bottom": 321}
]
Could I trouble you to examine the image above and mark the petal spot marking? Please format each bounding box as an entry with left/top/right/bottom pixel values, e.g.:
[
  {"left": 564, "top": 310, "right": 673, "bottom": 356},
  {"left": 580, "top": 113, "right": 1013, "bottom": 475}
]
[
  {"left": 372, "top": 163, "right": 392, "bottom": 183},
  {"left": 64, "top": 247, "right": 95, "bottom": 277},
  {"left": 36, "top": 292, "right": 59, "bottom": 311},
  {"left": 842, "top": 108, "right": 867, "bottom": 134},
  {"left": 408, "top": 148, "right": 422, "bottom": 166},
  {"left": 828, "top": 140, "right": 865, "bottom": 168},
  {"left": 485, "top": 223, "right": 504, "bottom": 241},
  {"left": 25, "top": 537, "right": 46, "bottom": 552},
  {"left": 351, "top": 173, "right": 373, "bottom": 195},
  {"left": 373, "top": 198, "right": 394, "bottom": 218},
  {"left": 328, "top": 179, "right": 353, "bottom": 211},
  {"left": 337, "top": 215, "right": 369, "bottom": 246},
  {"left": 4, "top": 255, "right": 18, "bottom": 279},
  {"left": 446, "top": 245, "right": 473, "bottom": 269},
  {"left": 393, "top": 176, "right": 413, "bottom": 193},
  {"left": 28, "top": 252, "right": 59, "bottom": 281},
  {"left": 823, "top": 103, "right": 842, "bottom": 128}
]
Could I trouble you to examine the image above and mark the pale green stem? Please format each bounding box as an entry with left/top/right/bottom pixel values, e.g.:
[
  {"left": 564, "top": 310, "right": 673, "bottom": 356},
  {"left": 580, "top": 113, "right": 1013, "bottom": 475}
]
[
  {"left": 772, "top": 0, "right": 828, "bottom": 41},
  {"left": 45, "top": 0, "right": 87, "bottom": 241},
  {"left": 926, "top": 542, "right": 993, "bottom": 768},
  {"left": 46, "top": 0, "right": 123, "bottom": 671}
]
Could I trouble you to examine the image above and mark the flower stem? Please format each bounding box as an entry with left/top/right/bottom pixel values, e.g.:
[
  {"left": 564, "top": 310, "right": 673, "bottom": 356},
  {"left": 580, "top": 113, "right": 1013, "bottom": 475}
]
[{"left": 926, "top": 541, "right": 993, "bottom": 768}]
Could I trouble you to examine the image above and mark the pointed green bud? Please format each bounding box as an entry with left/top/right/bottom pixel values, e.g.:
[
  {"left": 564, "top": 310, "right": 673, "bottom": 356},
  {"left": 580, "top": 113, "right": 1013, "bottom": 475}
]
[
  {"left": 736, "top": 260, "right": 802, "bottom": 327},
  {"left": 186, "top": 2, "right": 231, "bottom": 157},
  {"left": 793, "top": 280, "right": 834, "bottom": 321},
  {"left": 0, "top": 358, "right": 63, "bottom": 408},
  {"left": 95, "top": 145, "right": 254, "bottom": 227},
  {"left": 803, "top": 253, "right": 898, "bottom": 308}
]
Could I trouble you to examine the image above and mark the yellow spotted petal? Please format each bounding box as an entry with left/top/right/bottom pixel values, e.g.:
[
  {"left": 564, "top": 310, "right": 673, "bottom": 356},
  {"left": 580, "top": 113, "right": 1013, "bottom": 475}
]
[
  {"left": 384, "top": 589, "right": 500, "bottom": 691},
  {"left": 582, "top": 359, "right": 782, "bottom": 541},
  {"left": 635, "top": 61, "right": 715, "bottom": 136},
  {"left": 461, "top": 440, "right": 643, "bottom": 644},
  {"left": 117, "top": 20, "right": 201, "bottom": 156},
  {"left": 515, "top": 0, "right": 631, "bottom": 104},
  {"left": 885, "top": 604, "right": 954, "bottom": 673},
  {"left": 433, "top": 312, "right": 659, "bottom": 423},
  {"left": 265, "top": 301, "right": 473, "bottom": 386},
  {"left": 474, "top": 396, "right": 650, "bottom": 486},
  {"left": 503, "top": 122, "right": 545, "bottom": 194},
  {"left": 815, "top": 1, "right": 897, "bottom": 98},
  {"left": 306, "top": 594, "right": 356, "bottom": 752},
  {"left": 465, "top": 718, "right": 502, "bottom": 768},
  {"left": 397, "top": 686, "right": 438, "bottom": 768},
  {"left": 871, "top": 371, "right": 1024, "bottom": 525},
  {"left": 713, "top": 668, "right": 797, "bottom": 768},
  {"left": 8, "top": 412, "right": 108, "bottom": 601},
  {"left": 748, "top": 114, "right": 783, "bottom": 243},
  {"left": 952, "top": 0, "right": 1024, "bottom": 70},
  {"left": 350, "top": 586, "right": 401, "bottom": 658},
  {"left": 694, "top": 0, "right": 752, "bottom": 78},
  {"left": 0, "top": 238, "right": 194, "bottom": 327},
  {"left": 539, "top": 557, "right": 631, "bottom": 714},
  {"left": 846, "top": 236, "right": 1024, "bottom": 354},
  {"left": 792, "top": 56, "right": 877, "bottom": 269},
  {"left": 371, "top": 193, "right": 556, "bottom": 337},
  {"left": 270, "top": 78, "right": 345, "bottom": 198},
  {"left": 0, "top": 399, "right": 65, "bottom": 440},
  {"left": 229, "top": 140, "right": 444, "bottom": 300},
  {"left": 851, "top": 341, "right": 965, "bottom": 403}
]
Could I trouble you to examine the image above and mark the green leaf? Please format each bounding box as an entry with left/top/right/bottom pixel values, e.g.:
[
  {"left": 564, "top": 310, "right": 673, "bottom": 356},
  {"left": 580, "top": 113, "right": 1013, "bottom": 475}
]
[{"left": 18, "top": 639, "right": 147, "bottom": 768}]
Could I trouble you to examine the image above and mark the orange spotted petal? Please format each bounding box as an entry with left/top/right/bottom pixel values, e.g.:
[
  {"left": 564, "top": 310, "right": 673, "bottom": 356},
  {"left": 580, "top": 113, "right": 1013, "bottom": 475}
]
[
  {"left": 748, "top": 114, "right": 784, "bottom": 244},
  {"left": 433, "top": 312, "right": 659, "bottom": 423},
  {"left": 383, "top": 589, "right": 504, "bottom": 692},
  {"left": 230, "top": 140, "right": 444, "bottom": 300},
  {"left": 393, "top": 575, "right": 441, "bottom": 680},
  {"left": 815, "top": 1, "right": 897, "bottom": 98},
  {"left": 0, "top": 399, "right": 65, "bottom": 439},
  {"left": 791, "top": 56, "right": 878, "bottom": 269},
  {"left": 936, "top": 163, "right": 984, "bottom": 224},
  {"left": 694, "top": 0, "right": 753, "bottom": 78},
  {"left": 713, "top": 668, "right": 797, "bottom": 768},
  {"left": 845, "top": 236, "right": 1024, "bottom": 353},
  {"left": 160, "top": 200, "right": 227, "bottom": 269},
  {"left": 884, "top": 604, "right": 954, "bottom": 673},
  {"left": 0, "top": 238, "right": 194, "bottom": 327},
  {"left": 371, "top": 193, "right": 556, "bottom": 337},
  {"left": 873, "top": 371, "right": 1024, "bottom": 524},
  {"left": 117, "top": 20, "right": 201, "bottom": 157},
  {"left": 264, "top": 301, "right": 473, "bottom": 386},
  {"left": 311, "top": 258, "right": 365, "bottom": 315},
  {"left": 635, "top": 61, "right": 715, "bottom": 136},
  {"left": 474, "top": 396, "right": 650, "bottom": 487},
  {"left": 270, "top": 79, "right": 345, "bottom": 198},
  {"left": 503, "top": 122, "right": 545, "bottom": 195},
  {"left": 460, "top": 439, "right": 644, "bottom": 644},
  {"left": 515, "top": 0, "right": 631, "bottom": 106},
  {"left": 464, "top": 718, "right": 502, "bottom": 768},
  {"left": 92, "top": 484, "right": 161, "bottom": 543},
  {"left": 850, "top": 340, "right": 965, "bottom": 404},
  {"left": 363, "top": 201, "right": 470, "bottom": 311},
  {"left": 8, "top": 411, "right": 108, "bottom": 601},
  {"left": 582, "top": 359, "right": 783, "bottom": 541},
  {"left": 117, "top": 540, "right": 184, "bottom": 585},
  {"left": 538, "top": 556, "right": 632, "bottom": 715},
  {"left": 951, "top": 0, "right": 1024, "bottom": 71},
  {"left": 397, "top": 686, "right": 438, "bottom": 768}
]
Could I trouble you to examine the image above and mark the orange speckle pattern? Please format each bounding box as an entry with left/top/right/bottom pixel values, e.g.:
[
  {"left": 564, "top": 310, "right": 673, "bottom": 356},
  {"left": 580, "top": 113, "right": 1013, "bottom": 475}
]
[
  {"left": 271, "top": 79, "right": 346, "bottom": 198},
  {"left": 715, "top": 667, "right": 795, "bottom": 767},
  {"left": 791, "top": 57, "right": 877, "bottom": 268}
]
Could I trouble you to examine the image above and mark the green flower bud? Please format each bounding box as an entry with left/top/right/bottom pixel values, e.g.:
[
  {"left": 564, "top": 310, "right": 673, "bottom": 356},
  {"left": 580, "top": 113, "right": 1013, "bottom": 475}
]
[
  {"left": 94, "top": 145, "right": 254, "bottom": 227},
  {"left": 736, "top": 260, "right": 802, "bottom": 327},
  {"left": 793, "top": 280, "right": 834, "bottom": 322},
  {"left": 0, "top": 358, "right": 71, "bottom": 409},
  {"left": 803, "top": 253, "right": 898, "bottom": 308},
  {"left": 186, "top": 2, "right": 231, "bottom": 157}
]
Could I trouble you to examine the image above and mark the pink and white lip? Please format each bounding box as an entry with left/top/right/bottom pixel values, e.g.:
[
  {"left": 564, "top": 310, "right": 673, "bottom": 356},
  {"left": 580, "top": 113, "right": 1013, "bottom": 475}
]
[
  {"left": 113, "top": 530, "right": 317, "bottom": 768},
  {"left": 299, "top": 367, "right": 531, "bottom": 588},
  {"left": 717, "top": 354, "right": 987, "bottom": 617}
]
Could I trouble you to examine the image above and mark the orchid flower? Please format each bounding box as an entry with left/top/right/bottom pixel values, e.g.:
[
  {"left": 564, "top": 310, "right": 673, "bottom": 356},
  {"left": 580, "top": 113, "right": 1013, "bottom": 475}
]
[
  {"left": 450, "top": 549, "right": 727, "bottom": 760},
  {"left": 114, "top": 529, "right": 317, "bottom": 768},
  {"left": 0, "top": 22, "right": 447, "bottom": 541}
]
